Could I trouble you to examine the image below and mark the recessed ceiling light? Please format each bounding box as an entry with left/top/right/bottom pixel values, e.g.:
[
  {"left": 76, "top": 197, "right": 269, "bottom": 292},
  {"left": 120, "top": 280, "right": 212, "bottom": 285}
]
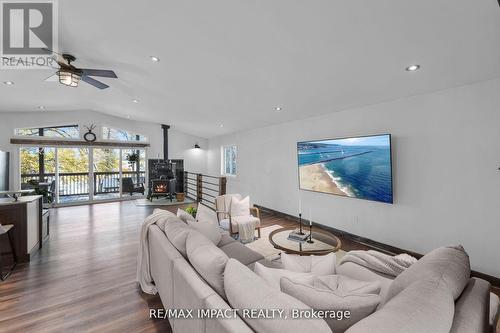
[
  {"left": 126, "top": 115, "right": 131, "bottom": 119},
  {"left": 150, "top": 56, "right": 160, "bottom": 62},
  {"left": 406, "top": 64, "right": 420, "bottom": 72},
  {"left": 275, "top": 106, "right": 282, "bottom": 112},
  {"left": 132, "top": 99, "right": 139, "bottom": 103},
  {"left": 219, "top": 124, "right": 224, "bottom": 128},
  {"left": 3, "top": 81, "right": 14, "bottom": 85},
  {"left": 38, "top": 106, "right": 45, "bottom": 110}
]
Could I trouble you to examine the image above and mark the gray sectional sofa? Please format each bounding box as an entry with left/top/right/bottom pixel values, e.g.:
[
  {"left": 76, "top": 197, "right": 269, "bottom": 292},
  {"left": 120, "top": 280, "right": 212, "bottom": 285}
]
[{"left": 147, "top": 212, "right": 499, "bottom": 333}]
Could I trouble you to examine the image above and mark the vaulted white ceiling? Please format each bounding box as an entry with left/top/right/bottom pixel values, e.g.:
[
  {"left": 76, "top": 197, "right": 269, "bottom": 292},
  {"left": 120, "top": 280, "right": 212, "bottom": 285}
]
[{"left": 1, "top": 0, "right": 500, "bottom": 137}]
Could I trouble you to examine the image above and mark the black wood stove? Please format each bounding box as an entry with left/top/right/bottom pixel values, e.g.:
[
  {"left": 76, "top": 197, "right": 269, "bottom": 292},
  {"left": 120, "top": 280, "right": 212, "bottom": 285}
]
[{"left": 147, "top": 159, "right": 180, "bottom": 201}]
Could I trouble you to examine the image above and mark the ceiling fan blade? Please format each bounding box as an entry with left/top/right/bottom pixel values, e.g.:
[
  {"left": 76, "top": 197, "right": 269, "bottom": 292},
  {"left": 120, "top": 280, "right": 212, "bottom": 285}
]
[
  {"left": 81, "top": 75, "right": 109, "bottom": 89},
  {"left": 40, "top": 47, "right": 64, "bottom": 57},
  {"left": 81, "top": 69, "right": 117, "bottom": 78},
  {"left": 44, "top": 73, "right": 59, "bottom": 82}
]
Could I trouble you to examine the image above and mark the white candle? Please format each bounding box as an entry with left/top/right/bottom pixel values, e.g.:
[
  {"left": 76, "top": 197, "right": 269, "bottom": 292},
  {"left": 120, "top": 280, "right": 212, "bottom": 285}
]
[
  {"left": 298, "top": 195, "right": 302, "bottom": 214},
  {"left": 309, "top": 208, "right": 312, "bottom": 226}
]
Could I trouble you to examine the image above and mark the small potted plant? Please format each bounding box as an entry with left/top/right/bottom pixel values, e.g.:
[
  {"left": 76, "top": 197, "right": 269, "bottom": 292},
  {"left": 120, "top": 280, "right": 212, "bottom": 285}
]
[
  {"left": 185, "top": 206, "right": 197, "bottom": 218},
  {"left": 125, "top": 152, "right": 139, "bottom": 168}
]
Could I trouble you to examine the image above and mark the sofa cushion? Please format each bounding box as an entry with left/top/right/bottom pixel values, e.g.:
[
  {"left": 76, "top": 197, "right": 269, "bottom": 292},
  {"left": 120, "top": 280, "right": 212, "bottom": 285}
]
[
  {"left": 177, "top": 208, "right": 196, "bottom": 224},
  {"left": 491, "top": 292, "right": 499, "bottom": 331},
  {"left": 224, "top": 258, "right": 333, "bottom": 333},
  {"left": 187, "top": 220, "right": 222, "bottom": 245},
  {"left": 204, "top": 293, "right": 254, "bottom": 333},
  {"left": 152, "top": 208, "right": 177, "bottom": 231},
  {"left": 336, "top": 262, "right": 393, "bottom": 307},
  {"left": 346, "top": 280, "right": 454, "bottom": 333},
  {"left": 186, "top": 231, "right": 229, "bottom": 299},
  {"left": 386, "top": 245, "right": 470, "bottom": 302},
  {"left": 163, "top": 216, "right": 192, "bottom": 257},
  {"left": 196, "top": 203, "right": 218, "bottom": 224},
  {"left": 217, "top": 233, "right": 237, "bottom": 247},
  {"left": 219, "top": 241, "right": 264, "bottom": 266},
  {"left": 313, "top": 275, "right": 381, "bottom": 295},
  {"left": 281, "top": 252, "right": 336, "bottom": 275},
  {"left": 449, "top": 277, "right": 491, "bottom": 333},
  {"left": 249, "top": 258, "right": 284, "bottom": 270},
  {"left": 254, "top": 262, "right": 314, "bottom": 290},
  {"left": 281, "top": 275, "right": 380, "bottom": 333}
]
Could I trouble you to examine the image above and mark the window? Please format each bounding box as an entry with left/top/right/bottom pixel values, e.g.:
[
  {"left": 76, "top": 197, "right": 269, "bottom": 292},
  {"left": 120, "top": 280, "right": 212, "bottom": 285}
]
[
  {"left": 221, "top": 145, "right": 237, "bottom": 176},
  {"left": 15, "top": 125, "right": 79, "bottom": 139},
  {"left": 102, "top": 126, "right": 148, "bottom": 142},
  {"left": 20, "top": 146, "right": 147, "bottom": 204}
]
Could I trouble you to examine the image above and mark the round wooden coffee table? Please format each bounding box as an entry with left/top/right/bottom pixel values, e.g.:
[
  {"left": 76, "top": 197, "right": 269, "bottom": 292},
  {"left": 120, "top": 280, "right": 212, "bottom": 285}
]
[{"left": 269, "top": 226, "right": 341, "bottom": 256}]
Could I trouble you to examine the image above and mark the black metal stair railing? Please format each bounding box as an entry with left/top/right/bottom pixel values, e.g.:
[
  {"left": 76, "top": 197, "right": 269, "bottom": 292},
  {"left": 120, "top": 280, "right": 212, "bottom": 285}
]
[{"left": 184, "top": 171, "right": 226, "bottom": 210}]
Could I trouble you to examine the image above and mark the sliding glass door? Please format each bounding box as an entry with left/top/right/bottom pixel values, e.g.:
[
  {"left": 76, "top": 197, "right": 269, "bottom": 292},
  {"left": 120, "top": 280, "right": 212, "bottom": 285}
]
[
  {"left": 20, "top": 147, "right": 56, "bottom": 204},
  {"left": 93, "top": 148, "right": 121, "bottom": 201},
  {"left": 20, "top": 146, "right": 146, "bottom": 205},
  {"left": 121, "top": 149, "right": 146, "bottom": 197},
  {"left": 57, "top": 148, "right": 90, "bottom": 203}
]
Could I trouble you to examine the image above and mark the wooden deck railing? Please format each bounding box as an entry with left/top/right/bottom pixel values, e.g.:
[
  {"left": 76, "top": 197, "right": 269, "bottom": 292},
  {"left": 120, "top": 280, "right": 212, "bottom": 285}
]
[
  {"left": 184, "top": 172, "right": 226, "bottom": 210},
  {"left": 21, "top": 171, "right": 146, "bottom": 196}
]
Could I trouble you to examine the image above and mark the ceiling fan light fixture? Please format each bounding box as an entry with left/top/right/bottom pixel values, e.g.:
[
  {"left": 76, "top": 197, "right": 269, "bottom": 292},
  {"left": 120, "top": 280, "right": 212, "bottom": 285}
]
[{"left": 58, "top": 70, "right": 81, "bottom": 87}]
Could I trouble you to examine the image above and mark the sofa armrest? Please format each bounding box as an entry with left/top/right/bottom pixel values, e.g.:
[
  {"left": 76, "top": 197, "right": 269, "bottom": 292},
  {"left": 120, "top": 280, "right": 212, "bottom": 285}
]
[
  {"left": 491, "top": 292, "right": 499, "bottom": 333},
  {"left": 450, "top": 277, "right": 490, "bottom": 333}
]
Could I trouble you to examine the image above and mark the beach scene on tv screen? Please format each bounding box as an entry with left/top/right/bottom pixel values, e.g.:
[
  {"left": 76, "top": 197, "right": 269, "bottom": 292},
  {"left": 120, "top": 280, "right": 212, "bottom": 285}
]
[{"left": 298, "top": 134, "right": 393, "bottom": 203}]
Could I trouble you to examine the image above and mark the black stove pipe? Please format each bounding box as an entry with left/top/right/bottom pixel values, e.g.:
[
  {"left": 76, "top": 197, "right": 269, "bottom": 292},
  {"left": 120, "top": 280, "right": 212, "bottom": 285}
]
[{"left": 161, "top": 124, "right": 170, "bottom": 161}]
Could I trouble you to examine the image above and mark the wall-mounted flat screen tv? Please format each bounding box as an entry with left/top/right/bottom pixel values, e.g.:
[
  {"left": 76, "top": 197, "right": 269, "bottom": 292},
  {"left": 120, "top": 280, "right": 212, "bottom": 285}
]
[{"left": 297, "top": 134, "right": 393, "bottom": 204}]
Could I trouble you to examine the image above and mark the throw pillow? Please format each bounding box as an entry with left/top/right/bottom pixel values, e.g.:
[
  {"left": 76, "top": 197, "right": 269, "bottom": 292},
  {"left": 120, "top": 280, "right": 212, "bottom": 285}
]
[
  {"left": 151, "top": 208, "right": 177, "bottom": 231},
  {"left": 229, "top": 195, "right": 250, "bottom": 217},
  {"left": 177, "top": 208, "right": 196, "bottom": 224},
  {"left": 163, "top": 217, "right": 192, "bottom": 257},
  {"left": 313, "top": 275, "right": 381, "bottom": 296},
  {"left": 187, "top": 220, "right": 222, "bottom": 246},
  {"left": 224, "top": 259, "right": 332, "bottom": 333},
  {"left": 196, "top": 203, "right": 218, "bottom": 224},
  {"left": 386, "top": 245, "right": 470, "bottom": 302},
  {"left": 281, "top": 276, "right": 381, "bottom": 333},
  {"left": 254, "top": 262, "right": 313, "bottom": 290},
  {"left": 186, "top": 230, "right": 229, "bottom": 299},
  {"left": 281, "top": 252, "right": 336, "bottom": 275}
]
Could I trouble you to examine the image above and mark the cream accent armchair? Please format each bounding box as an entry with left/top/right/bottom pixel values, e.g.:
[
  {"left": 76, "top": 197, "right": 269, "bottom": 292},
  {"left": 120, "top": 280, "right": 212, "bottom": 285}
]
[{"left": 215, "top": 194, "right": 261, "bottom": 238}]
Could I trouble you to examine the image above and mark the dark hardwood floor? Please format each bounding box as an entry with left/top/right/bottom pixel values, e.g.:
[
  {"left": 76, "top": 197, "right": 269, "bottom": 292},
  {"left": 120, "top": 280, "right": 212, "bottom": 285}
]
[
  {"left": 0, "top": 201, "right": 172, "bottom": 332},
  {"left": 0, "top": 201, "right": 497, "bottom": 332}
]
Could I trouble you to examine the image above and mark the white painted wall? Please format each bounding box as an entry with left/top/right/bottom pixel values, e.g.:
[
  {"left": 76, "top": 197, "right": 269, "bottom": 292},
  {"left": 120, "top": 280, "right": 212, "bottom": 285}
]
[
  {"left": 0, "top": 110, "right": 207, "bottom": 189},
  {"left": 207, "top": 79, "right": 500, "bottom": 277}
]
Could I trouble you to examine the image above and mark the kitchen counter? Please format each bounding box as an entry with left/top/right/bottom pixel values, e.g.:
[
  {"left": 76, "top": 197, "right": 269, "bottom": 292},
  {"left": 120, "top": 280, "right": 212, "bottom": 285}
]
[
  {"left": 0, "top": 195, "right": 46, "bottom": 262},
  {"left": 0, "top": 195, "right": 42, "bottom": 206}
]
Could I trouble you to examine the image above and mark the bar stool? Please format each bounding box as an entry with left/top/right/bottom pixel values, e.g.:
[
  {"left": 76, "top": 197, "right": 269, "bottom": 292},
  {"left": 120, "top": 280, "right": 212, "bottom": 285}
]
[{"left": 0, "top": 224, "right": 17, "bottom": 280}]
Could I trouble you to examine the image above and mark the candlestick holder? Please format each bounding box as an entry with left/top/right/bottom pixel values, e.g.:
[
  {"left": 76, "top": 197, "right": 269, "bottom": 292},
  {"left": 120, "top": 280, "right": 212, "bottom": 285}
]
[
  {"left": 306, "top": 224, "right": 314, "bottom": 243},
  {"left": 297, "top": 213, "right": 305, "bottom": 235}
]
